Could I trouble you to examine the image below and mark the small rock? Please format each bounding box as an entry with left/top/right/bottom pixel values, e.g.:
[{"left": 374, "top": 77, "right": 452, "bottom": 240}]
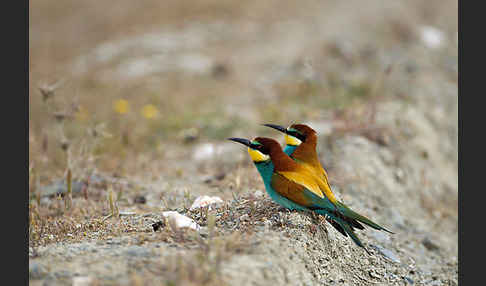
[
  {"left": 420, "top": 25, "right": 445, "bottom": 49},
  {"left": 152, "top": 221, "right": 165, "bottom": 232},
  {"left": 422, "top": 237, "right": 440, "bottom": 251},
  {"left": 263, "top": 219, "right": 272, "bottom": 228},
  {"left": 190, "top": 195, "right": 223, "bottom": 210},
  {"left": 133, "top": 195, "right": 146, "bottom": 204},
  {"left": 372, "top": 245, "right": 401, "bottom": 263},
  {"left": 162, "top": 211, "right": 200, "bottom": 231},
  {"left": 192, "top": 143, "right": 215, "bottom": 161},
  {"left": 254, "top": 190, "right": 264, "bottom": 197},
  {"left": 369, "top": 270, "right": 381, "bottom": 279},
  {"left": 199, "top": 226, "right": 209, "bottom": 237},
  {"left": 119, "top": 211, "right": 136, "bottom": 216},
  {"left": 240, "top": 214, "right": 250, "bottom": 222},
  {"left": 73, "top": 276, "right": 95, "bottom": 286}
]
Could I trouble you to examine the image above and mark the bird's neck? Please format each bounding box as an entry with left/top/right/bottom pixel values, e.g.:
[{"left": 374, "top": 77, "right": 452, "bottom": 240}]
[
  {"left": 291, "top": 134, "right": 320, "bottom": 167},
  {"left": 283, "top": 145, "right": 298, "bottom": 156},
  {"left": 270, "top": 147, "right": 299, "bottom": 172}
]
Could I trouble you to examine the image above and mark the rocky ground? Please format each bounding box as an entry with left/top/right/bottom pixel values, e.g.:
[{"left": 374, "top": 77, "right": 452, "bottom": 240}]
[{"left": 29, "top": 1, "right": 457, "bottom": 285}]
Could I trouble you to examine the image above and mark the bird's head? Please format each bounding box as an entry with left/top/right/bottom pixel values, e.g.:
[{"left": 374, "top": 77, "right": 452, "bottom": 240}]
[
  {"left": 263, "top": 123, "right": 316, "bottom": 147},
  {"left": 227, "top": 137, "right": 281, "bottom": 163}
]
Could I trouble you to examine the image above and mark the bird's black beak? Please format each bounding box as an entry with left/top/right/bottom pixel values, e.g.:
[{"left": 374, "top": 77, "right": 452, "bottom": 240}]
[
  {"left": 263, "top": 123, "right": 288, "bottom": 134},
  {"left": 227, "top": 137, "right": 252, "bottom": 147}
]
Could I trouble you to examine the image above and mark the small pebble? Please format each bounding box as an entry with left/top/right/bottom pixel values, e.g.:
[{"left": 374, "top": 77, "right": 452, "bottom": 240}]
[
  {"left": 240, "top": 214, "right": 250, "bottom": 222},
  {"left": 72, "top": 276, "right": 95, "bottom": 286},
  {"left": 372, "top": 245, "right": 401, "bottom": 263},
  {"left": 119, "top": 211, "right": 136, "bottom": 216},
  {"left": 134, "top": 195, "right": 146, "bottom": 204},
  {"left": 190, "top": 195, "right": 223, "bottom": 210},
  {"left": 254, "top": 190, "right": 264, "bottom": 197},
  {"left": 152, "top": 221, "right": 165, "bottom": 232},
  {"left": 422, "top": 237, "right": 440, "bottom": 251},
  {"left": 162, "top": 211, "right": 200, "bottom": 231}
]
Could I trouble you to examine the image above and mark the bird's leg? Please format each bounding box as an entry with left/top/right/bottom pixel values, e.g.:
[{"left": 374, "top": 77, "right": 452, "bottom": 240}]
[
  {"left": 301, "top": 210, "right": 319, "bottom": 224},
  {"left": 303, "top": 211, "right": 329, "bottom": 236}
]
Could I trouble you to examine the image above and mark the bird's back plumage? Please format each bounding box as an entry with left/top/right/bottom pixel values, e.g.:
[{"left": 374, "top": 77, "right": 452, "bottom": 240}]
[{"left": 283, "top": 124, "right": 394, "bottom": 235}]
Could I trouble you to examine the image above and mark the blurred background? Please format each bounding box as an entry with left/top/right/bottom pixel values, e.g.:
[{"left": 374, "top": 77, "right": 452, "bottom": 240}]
[
  {"left": 29, "top": 0, "right": 457, "bottom": 181},
  {"left": 29, "top": 1, "right": 457, "bottom": 284}
]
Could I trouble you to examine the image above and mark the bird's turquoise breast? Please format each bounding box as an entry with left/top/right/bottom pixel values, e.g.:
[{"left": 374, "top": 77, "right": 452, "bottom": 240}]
[
  {"left": 254, "top": 151, "right": 335, "bottom": 213},
  {"left": 254, "top": 161, "right": 307, "bottom": 211}
]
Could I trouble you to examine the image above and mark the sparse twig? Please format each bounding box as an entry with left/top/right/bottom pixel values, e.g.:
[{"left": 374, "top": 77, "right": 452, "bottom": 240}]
[
  {"left": 65, "top": 168, "right": 73, "bottom": 211},
  {"left": 105, "top": 185, "right": 119, "bottom": 221},
  {"left": 38, "top": 79, "right": 65, "bottom": 102},
  {"left": 82, "top": 175, "right": 90, "bottom": 200}
]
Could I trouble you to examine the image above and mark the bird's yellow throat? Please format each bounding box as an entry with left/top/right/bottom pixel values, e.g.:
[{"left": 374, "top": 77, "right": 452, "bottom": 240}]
[
  {"left": 284, "top": 134, "right": 302, "bottom": 146},
  {"left": 247, "top": 147, "right": 270, "bottom": 162}
]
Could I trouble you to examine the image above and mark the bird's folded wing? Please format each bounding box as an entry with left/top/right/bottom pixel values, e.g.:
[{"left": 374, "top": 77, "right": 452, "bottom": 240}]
[
  {"left": 276, "top": 170, "right": 324, "bottom": 199},
  {"left": 278, "top": 168, "right": 338, "bottom": 204},
  {"left": 270, "top": 173, "right": 315, "bottom": 207}
]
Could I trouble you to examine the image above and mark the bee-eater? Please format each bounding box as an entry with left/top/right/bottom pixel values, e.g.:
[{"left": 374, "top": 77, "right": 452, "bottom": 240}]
[
  {"left": 263, "top": 123, "right": 393, "bottom": 235},
  {"left": 228, "top": 136, "right": 378, "bottom": 253}
]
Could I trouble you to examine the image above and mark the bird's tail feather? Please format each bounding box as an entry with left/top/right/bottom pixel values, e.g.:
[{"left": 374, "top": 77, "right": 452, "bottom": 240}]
[
  {"left": 316, "top": 210, "right": 371, "bottom": 255},
  {"left": 337, "top": 202, "right": 394, "bottom": 234},
  {"left": 337, "top": 217, "right": 371, "bottom": 255}
]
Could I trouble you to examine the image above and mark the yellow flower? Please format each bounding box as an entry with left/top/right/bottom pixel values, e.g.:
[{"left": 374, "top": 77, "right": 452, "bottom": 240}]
[
  {"left": 114, "top": 99, "right": 130, "bottom": 114},
  {"left": 141, "top": 104, "right": 159, "bottom": 119}
]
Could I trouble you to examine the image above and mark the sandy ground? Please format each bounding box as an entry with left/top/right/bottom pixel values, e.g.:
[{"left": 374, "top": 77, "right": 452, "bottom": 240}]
[{"left": 29, "top": 1, "right": 457, "bottom": 285}]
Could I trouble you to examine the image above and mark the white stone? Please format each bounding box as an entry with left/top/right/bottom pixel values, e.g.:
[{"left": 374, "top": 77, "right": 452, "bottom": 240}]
[
  {"left": 72, "top": 276, "right": 95, "bottom": 286},
  {"left": 162, "top": 211, "right": 200, "bottom": 231},
  {"left": 192, "top": 143, "right": 215, "bottom": 161},
  {"left": 254, "top": 190, "right": 264, "bottom": 197},
  {"left": 190, "top": 195, "right": 223, "bottom": 210},
  {"left": 420, "top": 26, "right": 445, "bottom": 49}
]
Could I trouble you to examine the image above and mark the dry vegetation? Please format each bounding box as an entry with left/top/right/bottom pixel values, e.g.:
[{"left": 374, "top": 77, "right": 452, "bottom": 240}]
[{"left": 30, "top": 0, "right": 457, "bottom": 285}]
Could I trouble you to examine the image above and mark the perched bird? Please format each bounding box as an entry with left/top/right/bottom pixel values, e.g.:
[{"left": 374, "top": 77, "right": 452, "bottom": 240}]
[
  {"left": 263, "top": 123, "right": 393, "bottom": 235},
  {"left": 263, "top": 123, "right": 331, "bottom": 183},
  {"left": 228, "top": 136, "right": 384, "bottom": 253}
]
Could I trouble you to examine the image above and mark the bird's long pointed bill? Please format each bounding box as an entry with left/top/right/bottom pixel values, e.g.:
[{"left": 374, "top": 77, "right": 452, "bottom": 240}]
[
  {"left": 227, "top": 137, "right": 252, "bottom": 147},
  {"left": 263, "top": 123, "right": 288, "bottom": 134}
]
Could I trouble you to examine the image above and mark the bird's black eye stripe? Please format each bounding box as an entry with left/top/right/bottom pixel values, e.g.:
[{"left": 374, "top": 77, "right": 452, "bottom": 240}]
[
  {"left": 288, "top": 130, "right": 306, "bottom": 142},
  {"left": 250, "top": 142, "right": 269, "bottom": 155}
]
